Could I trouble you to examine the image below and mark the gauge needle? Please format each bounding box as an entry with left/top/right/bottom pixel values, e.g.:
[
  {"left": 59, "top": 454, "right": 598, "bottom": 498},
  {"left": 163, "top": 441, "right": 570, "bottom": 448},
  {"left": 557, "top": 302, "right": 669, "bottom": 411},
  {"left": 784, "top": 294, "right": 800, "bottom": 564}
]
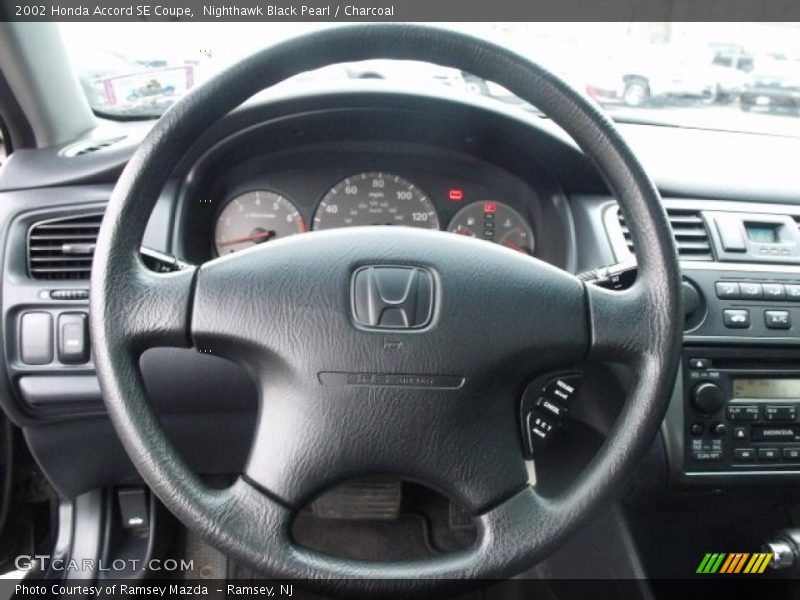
[
  {"left": 217, "top": 230, "right": 276, "bottom": 247},
  {"left": 502, "top": 240, "right": 529, "bottom": 254}
]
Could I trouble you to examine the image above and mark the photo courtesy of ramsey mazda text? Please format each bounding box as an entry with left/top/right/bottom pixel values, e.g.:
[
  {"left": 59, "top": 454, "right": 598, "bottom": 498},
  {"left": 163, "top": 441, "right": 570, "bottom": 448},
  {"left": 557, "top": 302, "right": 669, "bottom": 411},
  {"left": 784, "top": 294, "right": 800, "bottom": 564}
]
[{"left": 3, "top": 11, "right": 800, "bottom": 600}]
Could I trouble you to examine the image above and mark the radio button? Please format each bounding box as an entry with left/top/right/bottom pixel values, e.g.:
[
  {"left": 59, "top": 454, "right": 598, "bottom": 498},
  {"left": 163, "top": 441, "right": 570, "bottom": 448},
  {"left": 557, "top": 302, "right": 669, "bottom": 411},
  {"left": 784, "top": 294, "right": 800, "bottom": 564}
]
[
  {"left": 765, "top": 310, "right": 791, "bottom": 330},
  {"left": 758, "top": 448, "right": 781, "bottom": 461},
  {"left": 786, "top": 284, "right": 800, "bottom": 301},
  {"left": 732, "top": 426, "right": 748, "bottom": 440},
  {"left": 740, "top": 282, "right": 763, "bottom": 299},
  {"left": 733, "top": 448, "right": 756, "bottom": 462},
  {"left": 727, "top": 405, "right": 760, "bottom": 421},
  {"left": 692, "top": 450, "right": 722, "bottom": 462},
  {"left": 764, "top": 405, "right": 797, "bottom": 421},
  {"left": 783, "top": 448, "right": 800, "bottom": 461},
  {"left": 715, "top": 281, "right": 740, "bottom": 299},
  {"left": 763, "top": 283, "right": 786, "bottom": 300},
  {"left": 689, "top": 358, "right": 711, "bottom": 370},
  {"left": 723, "top": 309, "right": 750, "bottom": 329}
]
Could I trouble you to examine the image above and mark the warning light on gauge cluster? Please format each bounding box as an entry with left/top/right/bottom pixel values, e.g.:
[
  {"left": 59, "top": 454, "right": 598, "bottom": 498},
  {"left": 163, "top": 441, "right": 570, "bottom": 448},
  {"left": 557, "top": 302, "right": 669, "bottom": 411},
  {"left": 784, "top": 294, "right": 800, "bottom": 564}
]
[
  {"left": 448, "top": 188, "right": 464, "bottom": 202},
  {"left": 483, "top": 202, "right": 497, "bottom": 214}
]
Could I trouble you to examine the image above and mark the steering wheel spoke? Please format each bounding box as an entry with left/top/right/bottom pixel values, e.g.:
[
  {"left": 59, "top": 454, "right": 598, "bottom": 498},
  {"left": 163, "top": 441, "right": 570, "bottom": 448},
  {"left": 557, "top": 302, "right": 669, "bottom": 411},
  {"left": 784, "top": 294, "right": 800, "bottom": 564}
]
[
  {"left": 243, "top": 377, "right": 533, "bottom": 513},
  {"left": 586, "top": 274, "right": 681, "bottom": 367},
  {"left": 206, "top": 477, "right": 560, "bottom": 585},
  {"left": 198, "top": 477, "right": 554, "bottom": 584},
  {"left": 93, "top": 257, "right": 197, "bottom": 354}
]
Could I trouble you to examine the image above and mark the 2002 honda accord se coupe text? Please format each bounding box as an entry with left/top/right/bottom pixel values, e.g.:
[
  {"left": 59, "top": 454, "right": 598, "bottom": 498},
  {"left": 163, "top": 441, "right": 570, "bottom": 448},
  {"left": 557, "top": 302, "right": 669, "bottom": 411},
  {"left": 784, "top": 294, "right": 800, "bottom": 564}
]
[{"left": 1, "top": 18, "right": 800, "bottom": 600}]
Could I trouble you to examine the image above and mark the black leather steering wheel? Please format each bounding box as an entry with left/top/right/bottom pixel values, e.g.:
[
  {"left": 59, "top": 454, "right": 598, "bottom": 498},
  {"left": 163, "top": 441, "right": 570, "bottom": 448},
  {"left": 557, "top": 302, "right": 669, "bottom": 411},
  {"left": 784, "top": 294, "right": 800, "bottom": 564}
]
[{"left": 90, "top": 24, "right": 682, "bottom": 594}]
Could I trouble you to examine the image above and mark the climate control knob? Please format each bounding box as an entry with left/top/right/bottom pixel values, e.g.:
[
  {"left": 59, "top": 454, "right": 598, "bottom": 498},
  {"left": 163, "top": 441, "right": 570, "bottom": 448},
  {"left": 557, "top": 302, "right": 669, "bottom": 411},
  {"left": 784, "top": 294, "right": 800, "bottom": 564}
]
[{"left": 691, "top": 382, "right": 725, "bottom": 415}]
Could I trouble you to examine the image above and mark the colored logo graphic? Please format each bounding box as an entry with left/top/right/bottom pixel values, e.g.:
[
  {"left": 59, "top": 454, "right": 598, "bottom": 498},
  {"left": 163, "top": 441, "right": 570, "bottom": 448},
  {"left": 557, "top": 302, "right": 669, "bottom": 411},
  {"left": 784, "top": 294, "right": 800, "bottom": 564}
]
[{"left": 697, "top": 552, "right": 773, "bottom": 574}]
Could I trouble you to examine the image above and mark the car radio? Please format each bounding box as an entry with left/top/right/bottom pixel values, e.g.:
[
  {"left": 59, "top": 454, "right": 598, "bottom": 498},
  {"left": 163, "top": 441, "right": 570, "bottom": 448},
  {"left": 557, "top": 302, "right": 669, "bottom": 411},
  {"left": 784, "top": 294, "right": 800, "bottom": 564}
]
[{"left": 683, "top": 347, "right": 800, "bottom": 474}]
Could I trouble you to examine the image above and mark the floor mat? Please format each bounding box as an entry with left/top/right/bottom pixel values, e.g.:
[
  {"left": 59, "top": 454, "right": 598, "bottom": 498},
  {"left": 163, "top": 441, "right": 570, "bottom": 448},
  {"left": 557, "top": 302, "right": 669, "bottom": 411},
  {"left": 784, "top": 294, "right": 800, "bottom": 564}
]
[{"left": 291, "top": 511, "right": 436, "bottom": 561}]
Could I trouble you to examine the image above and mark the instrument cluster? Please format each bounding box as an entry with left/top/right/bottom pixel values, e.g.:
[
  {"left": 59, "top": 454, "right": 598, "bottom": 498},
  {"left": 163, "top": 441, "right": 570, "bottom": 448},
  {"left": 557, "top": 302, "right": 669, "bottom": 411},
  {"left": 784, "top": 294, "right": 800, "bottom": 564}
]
[{"left": 213, "top": 170, "right": 535, "bottom": 257}]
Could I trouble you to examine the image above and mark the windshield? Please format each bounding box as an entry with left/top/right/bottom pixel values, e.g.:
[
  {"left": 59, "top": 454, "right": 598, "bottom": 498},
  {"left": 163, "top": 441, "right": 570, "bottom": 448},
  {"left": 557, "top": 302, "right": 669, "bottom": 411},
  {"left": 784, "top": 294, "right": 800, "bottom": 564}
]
[{"left": 61, "top": 22, "right": 800, "bottom": 136}]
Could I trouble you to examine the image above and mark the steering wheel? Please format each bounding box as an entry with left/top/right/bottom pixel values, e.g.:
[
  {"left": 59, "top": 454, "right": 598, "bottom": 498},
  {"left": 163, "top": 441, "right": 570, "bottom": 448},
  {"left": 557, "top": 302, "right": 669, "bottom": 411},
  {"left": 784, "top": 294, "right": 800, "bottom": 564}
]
[{"left": 90, "top": 24, "right": 682, "bottom": 594}]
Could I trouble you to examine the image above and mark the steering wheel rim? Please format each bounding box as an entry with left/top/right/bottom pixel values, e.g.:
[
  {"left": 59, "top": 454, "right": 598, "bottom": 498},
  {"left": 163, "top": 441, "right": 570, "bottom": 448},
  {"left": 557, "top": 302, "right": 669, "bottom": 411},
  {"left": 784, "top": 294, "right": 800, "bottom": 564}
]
[{"left": 90, "top": 24, "right": 682, "bottom": 593}]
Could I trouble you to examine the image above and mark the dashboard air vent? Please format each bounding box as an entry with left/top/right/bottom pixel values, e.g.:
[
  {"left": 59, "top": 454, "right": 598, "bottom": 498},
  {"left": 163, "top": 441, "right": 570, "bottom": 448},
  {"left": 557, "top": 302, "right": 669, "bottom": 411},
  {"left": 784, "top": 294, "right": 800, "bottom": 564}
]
[
  {"left": 62, "top": 137, "right": 125, "bottom": 158},
  {"left": 27, "top": 213, "right": 104, "bottom": 280},
  {"left": 618, "top": 207, "right": 713, "bottom": 261}
]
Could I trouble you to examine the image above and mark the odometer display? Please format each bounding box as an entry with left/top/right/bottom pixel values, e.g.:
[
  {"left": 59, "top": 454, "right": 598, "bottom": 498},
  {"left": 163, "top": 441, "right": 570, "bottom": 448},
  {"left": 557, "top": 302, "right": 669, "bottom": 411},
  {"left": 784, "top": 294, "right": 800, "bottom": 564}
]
[{"left": 313, "top": 172, "right": 439, "bottom": 231}]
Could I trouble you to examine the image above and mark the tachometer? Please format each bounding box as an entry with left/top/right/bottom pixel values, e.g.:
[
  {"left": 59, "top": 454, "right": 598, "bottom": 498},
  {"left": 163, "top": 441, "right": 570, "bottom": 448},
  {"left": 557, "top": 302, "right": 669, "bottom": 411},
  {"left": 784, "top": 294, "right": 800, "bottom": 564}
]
[
  {"left": 447, "top": 201, "right": 534, "bottom": 254},
  {"left": 313, "top": 172, "right": 439, "bottom": 231},
  {"left": 214, "top": 190, "right": 306, "bottom": 255}
]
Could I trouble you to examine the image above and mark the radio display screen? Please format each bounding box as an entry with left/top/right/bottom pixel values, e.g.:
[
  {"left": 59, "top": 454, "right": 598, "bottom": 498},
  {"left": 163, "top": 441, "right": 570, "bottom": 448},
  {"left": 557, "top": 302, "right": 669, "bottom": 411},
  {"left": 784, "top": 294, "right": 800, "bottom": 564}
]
[{"left": 733, "top": 378, "right": 800, "bottom": 399}]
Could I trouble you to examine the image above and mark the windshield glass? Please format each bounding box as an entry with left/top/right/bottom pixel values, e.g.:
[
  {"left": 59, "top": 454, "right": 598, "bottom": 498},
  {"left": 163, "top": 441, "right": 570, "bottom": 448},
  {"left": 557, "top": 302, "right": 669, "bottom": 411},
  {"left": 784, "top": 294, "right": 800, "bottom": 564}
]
[{"left": 61, "top": 22, "right": 800, "bottom": 136}]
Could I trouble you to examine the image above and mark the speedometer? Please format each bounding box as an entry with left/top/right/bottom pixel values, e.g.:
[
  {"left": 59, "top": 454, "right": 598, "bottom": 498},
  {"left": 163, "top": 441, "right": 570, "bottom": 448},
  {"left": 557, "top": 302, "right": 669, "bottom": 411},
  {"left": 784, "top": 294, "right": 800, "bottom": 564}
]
[{"left": 313, "top": 172, "right": 439, "bottom": 231}]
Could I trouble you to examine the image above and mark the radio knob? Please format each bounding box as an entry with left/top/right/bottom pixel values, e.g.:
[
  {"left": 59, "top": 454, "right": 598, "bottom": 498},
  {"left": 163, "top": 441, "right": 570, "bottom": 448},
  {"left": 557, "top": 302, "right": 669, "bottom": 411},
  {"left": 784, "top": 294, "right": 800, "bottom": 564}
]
[
  {"left": 691, "top": 382, "right": 725, "bottom": 415},
  {"left": 710, "top": 422, "right": 727, "bottom": 437}
]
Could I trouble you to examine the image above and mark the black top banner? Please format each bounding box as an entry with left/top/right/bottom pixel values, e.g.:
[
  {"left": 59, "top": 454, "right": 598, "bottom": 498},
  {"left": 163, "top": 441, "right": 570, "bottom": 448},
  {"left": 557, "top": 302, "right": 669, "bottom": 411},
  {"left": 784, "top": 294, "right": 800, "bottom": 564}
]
[{"left": 2, "top": 0, "right": 800, "bottom": 21}]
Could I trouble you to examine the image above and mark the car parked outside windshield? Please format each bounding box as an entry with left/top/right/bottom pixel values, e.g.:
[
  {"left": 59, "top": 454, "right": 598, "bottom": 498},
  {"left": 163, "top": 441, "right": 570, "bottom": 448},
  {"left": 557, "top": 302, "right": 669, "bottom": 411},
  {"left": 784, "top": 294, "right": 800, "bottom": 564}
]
[{"left": 61, "top": 22, "right": 800, "bottom": 137}]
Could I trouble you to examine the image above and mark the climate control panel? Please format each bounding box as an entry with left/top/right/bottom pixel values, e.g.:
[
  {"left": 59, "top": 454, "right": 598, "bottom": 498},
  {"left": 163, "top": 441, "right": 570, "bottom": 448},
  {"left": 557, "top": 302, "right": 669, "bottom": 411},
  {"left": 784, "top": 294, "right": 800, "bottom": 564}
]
[{"left": 682, "top": 268, "right": 800, "bottom": 341}]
